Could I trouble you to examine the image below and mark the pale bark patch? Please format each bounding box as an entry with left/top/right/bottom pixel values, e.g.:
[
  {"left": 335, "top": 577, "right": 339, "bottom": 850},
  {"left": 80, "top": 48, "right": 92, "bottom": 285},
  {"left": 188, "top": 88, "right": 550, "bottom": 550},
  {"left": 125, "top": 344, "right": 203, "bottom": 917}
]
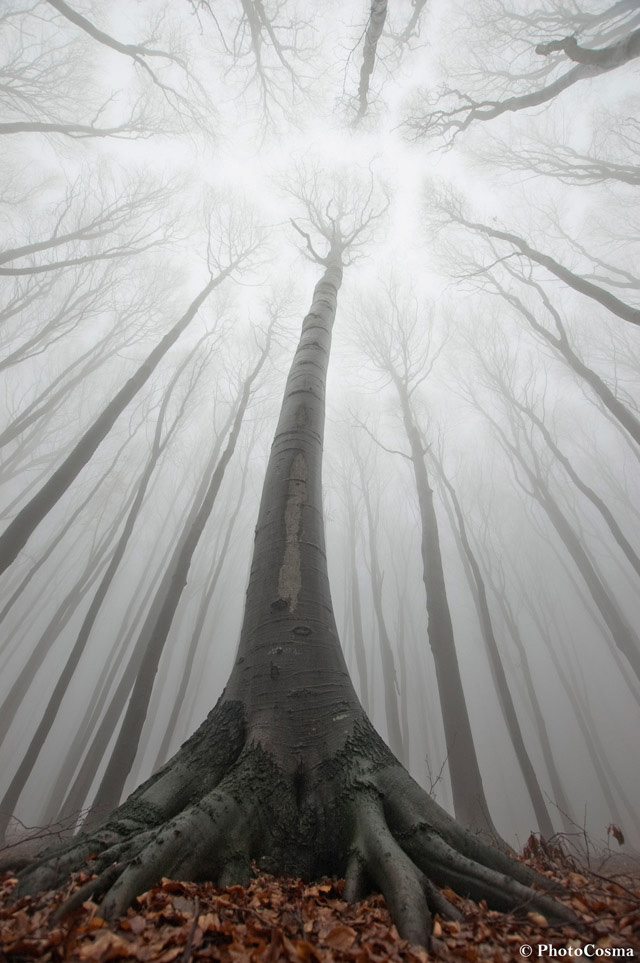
[{"left": 276, "top": 453, "right": 307, "bottom": 612}]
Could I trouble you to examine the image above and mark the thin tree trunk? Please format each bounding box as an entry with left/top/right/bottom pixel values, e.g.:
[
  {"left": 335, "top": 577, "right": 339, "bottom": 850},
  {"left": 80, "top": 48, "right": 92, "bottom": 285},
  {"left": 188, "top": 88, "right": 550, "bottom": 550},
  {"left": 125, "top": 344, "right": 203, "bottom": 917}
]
[
  {"left": 525, "top": 598, "right": 640, "bottom": 837},
  {"left": 0, "top": 350, "right": 201, "bottom": 831},
  {"left": 478, "top": 561, "right": 576, "bottom": 836},
  {"left": 493, "top": 273, "right": 640, "bottom": 446},
  {"left": 392, "top": 379, "right": 498, "bottom": 836},
  {"left": 345, "top": 488, "right": 370, "bottom": 712},
  {"left": 431, "top": 455, "right": 555, "bottom": 838},
  {"left": 87, "top": 335, "right": 272, "bottom": 820},
  {"left": 152, "top": 455, "right": 250, "bottom": 769},
  {"left": 0, "top": 264, "right": 236, "bottom": 576},
  {"left": 48, "top": 522, "right": 181, "bottom": 827},
  {"left": 354, "top": 0, "right": 387, "bottom": 122},
  {"left": 488, "top": 407, "right": 640, "bottom": 683},
  {"left": 464, "top": 216, "right": 640, "bottom": 326},
  {"left": 355, "top": 455, "right": 404, "bottom": 762}
]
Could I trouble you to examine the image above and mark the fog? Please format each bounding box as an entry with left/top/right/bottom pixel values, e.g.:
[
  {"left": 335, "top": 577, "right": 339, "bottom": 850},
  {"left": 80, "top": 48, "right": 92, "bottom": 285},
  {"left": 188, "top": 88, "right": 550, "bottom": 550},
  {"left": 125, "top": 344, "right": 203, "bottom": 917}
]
[{"left": 1, "top": 0, "right": 639, "bottom": 857}]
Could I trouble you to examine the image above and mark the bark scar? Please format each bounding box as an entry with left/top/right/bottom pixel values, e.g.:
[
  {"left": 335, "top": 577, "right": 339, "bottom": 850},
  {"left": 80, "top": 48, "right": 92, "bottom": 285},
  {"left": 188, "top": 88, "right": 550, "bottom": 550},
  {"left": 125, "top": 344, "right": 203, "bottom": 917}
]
[{"left": 276, "top": 453, "right": 307, "bottom": 612}]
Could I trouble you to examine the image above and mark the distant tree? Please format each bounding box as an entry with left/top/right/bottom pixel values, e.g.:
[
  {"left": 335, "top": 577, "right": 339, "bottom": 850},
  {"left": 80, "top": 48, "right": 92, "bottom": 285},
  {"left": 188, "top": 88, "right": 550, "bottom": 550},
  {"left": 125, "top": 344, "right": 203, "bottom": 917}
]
[
  {"left": 465, "top": 371, "right": 640, "bottom": 685},
  {"left": 352, "top": 437, "right": 404, "bottom": 762},
  {"left": 0, "top": 205, "right": 262, "bottom": 576},
  {"left": 85, "top": 314, "right": 274, "bottom": 823},
  {"left": 428, "top": 449, "right": 555, "bottom": 839},
  {"left": 0, "top": 333, "right": 222, "bottom": 842}
]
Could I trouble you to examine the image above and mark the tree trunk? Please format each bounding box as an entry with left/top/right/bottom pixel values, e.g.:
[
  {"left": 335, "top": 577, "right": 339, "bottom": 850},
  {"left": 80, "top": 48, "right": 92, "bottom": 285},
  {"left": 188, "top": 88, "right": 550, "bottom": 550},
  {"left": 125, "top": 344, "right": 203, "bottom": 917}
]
[
  {"left": 87, "top": 339, "right": 270, "bottom": 820},
  {"left": 12, "top": 254, "right": 572, "bottom": 948},
  {"left": 393, "top": 379, "right": 498, "bottom": 837},
  {"left": 344, "top": 488, "right": 370, "bottom": 712},
  {"left": 152, "top": 459, "right": 250, "bottom": 770},
  {"left": 355, "top": 453, "right": 404, "bottom": 761},
  {"left": 432, "top": 455, "right": 556, "bottom": 839},
  {"left": 495, "top": 274, "right": 640, "bottom": 447},
  {"left": 0, "top": 265, "right": 234, "bottom": 576}
]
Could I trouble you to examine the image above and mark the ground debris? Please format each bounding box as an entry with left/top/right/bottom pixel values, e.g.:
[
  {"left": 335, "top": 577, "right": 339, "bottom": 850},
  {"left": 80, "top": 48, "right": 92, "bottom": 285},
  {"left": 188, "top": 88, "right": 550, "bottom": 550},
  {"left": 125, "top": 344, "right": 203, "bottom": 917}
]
[{"left": 1, "top": 844, "right": 639, "bottom": 961}]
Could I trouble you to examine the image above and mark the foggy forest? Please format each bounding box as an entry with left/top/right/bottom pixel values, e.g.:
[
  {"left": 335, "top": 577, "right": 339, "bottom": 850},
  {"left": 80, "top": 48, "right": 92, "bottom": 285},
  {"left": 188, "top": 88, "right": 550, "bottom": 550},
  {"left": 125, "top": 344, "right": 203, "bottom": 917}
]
[{"left": 0, "top": 0, "right": 639, "bottom": 958}]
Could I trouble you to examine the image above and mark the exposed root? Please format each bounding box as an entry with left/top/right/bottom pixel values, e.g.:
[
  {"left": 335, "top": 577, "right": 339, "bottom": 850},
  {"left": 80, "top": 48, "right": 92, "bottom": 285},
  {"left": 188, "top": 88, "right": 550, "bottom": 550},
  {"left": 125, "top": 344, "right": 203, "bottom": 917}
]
[{"left": 8, "top": 712, "right": 577, "bottom": 949}]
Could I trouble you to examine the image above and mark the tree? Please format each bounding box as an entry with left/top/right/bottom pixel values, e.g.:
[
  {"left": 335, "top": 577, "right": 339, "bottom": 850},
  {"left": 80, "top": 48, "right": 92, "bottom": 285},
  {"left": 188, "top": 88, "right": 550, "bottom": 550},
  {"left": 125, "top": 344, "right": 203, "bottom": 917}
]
[
  {"left": 406, "top": 1, "right": 640, "bottom": 142},
  {"left": 435, "top": 203, "right": 640, "bottom": 328},
  {"left": 84, "top": 316, "right": 274, "bottom": 823},
  {"left": 8, "top": 175, "right": 573, "bottom": 949},
  {"left": 354, "top": 285, "right": 499, "bottom": 836},
  {"left": 351, "top": 437, "right": 404, "bottom": 763},
  {"left": 466, "top": 373, "right": 640, "bottom": 685},
  {"left": 0, "top": 205, "right": 262, "bottom": 577},
  {"left": 353, "top": 0, "right": 388, "bottom": 124},
  {"left": 0, "top": 334, "right": 221, "bottom": 842},
  {"left": 429, "top": 450, "right": 556, "bottom": 839}
]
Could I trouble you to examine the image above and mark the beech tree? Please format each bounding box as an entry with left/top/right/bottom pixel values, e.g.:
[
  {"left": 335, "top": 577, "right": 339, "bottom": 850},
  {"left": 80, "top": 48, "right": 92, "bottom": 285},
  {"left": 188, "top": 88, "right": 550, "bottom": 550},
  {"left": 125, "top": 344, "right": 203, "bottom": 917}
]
[
  {"left": 3, "top": 0, "right": 639, "bottom": 950},
  {"left": 355, "top": 286, "right": 499, "bottom": 836},
  {"left": 6, "top": 174, "right": 573, "bottom": 948},
  {"left": 406, "top": 0, "right": 640, "bottom": 142},
  {"left": 0, "top": 205, "right": 262, "bottom": 577}
]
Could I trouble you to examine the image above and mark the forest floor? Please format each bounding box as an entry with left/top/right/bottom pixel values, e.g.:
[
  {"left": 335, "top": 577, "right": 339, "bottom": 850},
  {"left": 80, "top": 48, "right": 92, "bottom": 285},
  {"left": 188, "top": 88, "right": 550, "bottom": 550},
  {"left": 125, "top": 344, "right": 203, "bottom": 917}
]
[{"left": 1, "top": 837, "right": 639, "bottom": 962}]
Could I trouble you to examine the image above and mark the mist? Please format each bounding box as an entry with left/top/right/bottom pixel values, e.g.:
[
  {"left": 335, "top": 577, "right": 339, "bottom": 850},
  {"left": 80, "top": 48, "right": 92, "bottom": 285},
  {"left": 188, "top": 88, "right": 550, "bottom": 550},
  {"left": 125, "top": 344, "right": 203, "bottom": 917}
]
[{"left": 1, "top": 0, "right": 639, "bottom": 873}]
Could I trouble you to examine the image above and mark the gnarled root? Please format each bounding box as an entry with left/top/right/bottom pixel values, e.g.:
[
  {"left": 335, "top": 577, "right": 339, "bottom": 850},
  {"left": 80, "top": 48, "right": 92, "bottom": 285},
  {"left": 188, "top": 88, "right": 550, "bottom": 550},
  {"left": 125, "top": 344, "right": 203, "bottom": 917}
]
[
  {"left": 342, "top": 764, "right": 575, "bottom": 947},
  {"left": 10, "top": 711, "right": 576, "bottom": 949}
]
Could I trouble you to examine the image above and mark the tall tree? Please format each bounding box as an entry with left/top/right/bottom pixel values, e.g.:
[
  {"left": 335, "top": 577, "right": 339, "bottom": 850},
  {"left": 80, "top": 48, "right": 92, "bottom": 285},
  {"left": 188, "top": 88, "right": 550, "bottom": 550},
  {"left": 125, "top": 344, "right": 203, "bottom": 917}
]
[
  {"left": 355, "top": 286, "right": 499, "bottom": 836},
  {"left": 406, "top": 1, "right": 640, "bottom": 142},
  {"left": 8, "top": 176, "right": 571, "bottom": 948}
]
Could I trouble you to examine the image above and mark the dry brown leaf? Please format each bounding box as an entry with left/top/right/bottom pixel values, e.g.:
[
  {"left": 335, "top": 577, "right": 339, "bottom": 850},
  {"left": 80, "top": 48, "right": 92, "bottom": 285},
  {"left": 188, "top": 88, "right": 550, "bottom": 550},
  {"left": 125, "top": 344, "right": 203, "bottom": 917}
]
[{"left": 325, "top": 923, "right": 357, "bottom": 950}]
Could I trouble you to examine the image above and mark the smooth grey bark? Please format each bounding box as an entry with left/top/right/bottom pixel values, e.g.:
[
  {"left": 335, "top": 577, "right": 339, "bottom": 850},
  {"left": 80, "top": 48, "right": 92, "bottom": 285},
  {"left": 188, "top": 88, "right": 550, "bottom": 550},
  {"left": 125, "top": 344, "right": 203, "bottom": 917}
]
[
  {"left": 0, "top": 261, "right": 239, "bottom": 577},
  {"left": 393, "top": 575, "right": 411, "bottom": 763},
  {"left": 11, "top": 232, "right": 572, "bottom": 947},
  {"left": 535, "top": 28, "right": 640, "bottom": 68},
  {"left": 431, "top": 455, "right": 555, "bottom": 839},
  {"left": 354, "top": 0, "right": 387, "bottom": 122}
]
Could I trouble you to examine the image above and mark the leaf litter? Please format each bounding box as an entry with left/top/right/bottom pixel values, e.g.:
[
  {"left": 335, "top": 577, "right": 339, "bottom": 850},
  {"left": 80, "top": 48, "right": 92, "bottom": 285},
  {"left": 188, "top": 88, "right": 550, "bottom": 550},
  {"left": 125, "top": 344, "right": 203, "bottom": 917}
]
[{"left": 1, "top": 837, "right": 639, "bottom": 962}]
